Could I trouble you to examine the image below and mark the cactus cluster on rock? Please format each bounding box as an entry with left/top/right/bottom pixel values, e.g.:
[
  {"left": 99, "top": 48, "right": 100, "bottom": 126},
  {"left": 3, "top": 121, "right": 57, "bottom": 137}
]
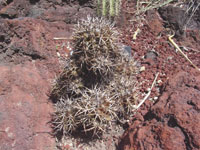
[{"left": 51, "top": 16, "right": 139, "bottom": 137}]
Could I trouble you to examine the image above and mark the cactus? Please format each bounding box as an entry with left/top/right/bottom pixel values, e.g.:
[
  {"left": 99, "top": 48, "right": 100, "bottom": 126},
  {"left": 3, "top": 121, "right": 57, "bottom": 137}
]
[
  {"left": 97, "top": 0, "right": 101, "bottom": 16},
  {"left": 109, "top": 0, "right": 115, "bottom": 17},
  {"left": 97, "top": 0, "right": 121, "bottom": 19},
  {"left": 51, "top": 16, "right": 139, "bottom": 137},
  {"left": 102, "top": 0, "right": 107, "bottom": 16},
  {"left": 71, "top": 16, "right": 121, "bottom": 77},
  {"left": 115, "top": 0, "right": 120, "bottom": 16}
]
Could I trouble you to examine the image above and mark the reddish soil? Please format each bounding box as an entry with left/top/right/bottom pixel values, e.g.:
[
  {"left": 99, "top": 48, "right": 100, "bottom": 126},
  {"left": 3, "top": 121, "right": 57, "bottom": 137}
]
[{"left": 0, "top": 0, "right": 200, "bottom": 150}]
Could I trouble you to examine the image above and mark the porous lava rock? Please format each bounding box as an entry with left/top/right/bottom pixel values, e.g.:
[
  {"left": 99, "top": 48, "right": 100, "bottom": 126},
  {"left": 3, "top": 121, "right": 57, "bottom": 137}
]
[
  {"left": 158, "top": 4, "right": 200, "bottom": 36},
  {"left": 0, "top": 17, "right": 63, "bottom": 150},
  {"left": 118, "top": 70, "right": 200, "bottom": 150}
]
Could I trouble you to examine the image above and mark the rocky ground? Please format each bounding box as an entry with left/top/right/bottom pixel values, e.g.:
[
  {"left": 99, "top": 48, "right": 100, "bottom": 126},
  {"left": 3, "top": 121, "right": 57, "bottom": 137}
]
[{"left": 0, "top": 0, "right": 200, "bottom": 150}]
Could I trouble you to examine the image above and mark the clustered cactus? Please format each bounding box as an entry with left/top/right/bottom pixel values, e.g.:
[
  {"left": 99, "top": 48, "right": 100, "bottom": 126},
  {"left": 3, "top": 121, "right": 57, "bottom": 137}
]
[
  {"left": 97, "top": 0, "right": 121, "bottom": 18},
  {"left": 51, "top": 16, "right": 139, "bottom": 137}
]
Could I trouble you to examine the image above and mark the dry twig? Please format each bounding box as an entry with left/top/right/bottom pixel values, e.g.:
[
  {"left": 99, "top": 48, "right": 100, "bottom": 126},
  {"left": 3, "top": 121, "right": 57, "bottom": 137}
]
[
  {"left": 168, "top": 31, "right": 200, "bottom": 72},
  {"left": 134, "top": 73, "right": 159, "bottom": 110}
]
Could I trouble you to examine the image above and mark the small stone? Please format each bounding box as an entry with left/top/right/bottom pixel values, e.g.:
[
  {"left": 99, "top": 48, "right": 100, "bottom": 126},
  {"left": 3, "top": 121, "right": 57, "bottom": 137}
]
[
  {"left": 147, "top": 88, "right": 151, "bottom": 92},
  {"left": 8, "top": 132, "right": 14, "bottom": 138},
  {"left": 140, "top": 66, "right": 145, "bottom": 72},
  {"left": 167, "top": 56, "right": 173, "bottom": 60},
  {"left": 154, "top": 96, "right": 158, "bottom": 100},
  {"left": 157, "top": 79, "right": 162, "bottom": 84},
  {"left": 57, "top": 52, "right": 60, "bottom": 57},
  {"left": 145, "top": 51, "right": 158, "bottom": 60},
  {"left": 5, "top": 127, "right": 10, "bottom": 133},
  {"left": 12, "top": 140, "right": 16, "bottom": 147},
  {"left": 17, "top": 102, "right": 22, "bottom": 107},
  {"left": 70, "top": 50, "right": 73, "bottom": 56},
  {"left": 123, "top": 45, "right": 132, "bottom": 57}
]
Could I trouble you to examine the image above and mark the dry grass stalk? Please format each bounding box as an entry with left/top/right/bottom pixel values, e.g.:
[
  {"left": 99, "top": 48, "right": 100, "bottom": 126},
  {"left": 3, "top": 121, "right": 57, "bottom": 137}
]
[{"left": 168, "top": 31, "right": 200, "bottom": 72}]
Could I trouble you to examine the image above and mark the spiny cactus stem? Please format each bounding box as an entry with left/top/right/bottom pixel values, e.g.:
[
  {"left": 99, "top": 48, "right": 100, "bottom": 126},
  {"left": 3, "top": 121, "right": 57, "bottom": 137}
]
[
  {"left": 109, "top": 0, "right": 115, "bottom": 17},
  {"left": 102, "top": 0, "right": 107, "bottom": 16},
  {"left": 115, "top": 0, "right": 120, "bottom": 16},
  {"left": 97, "top": 0, "right": 101, "bottom": 16}
]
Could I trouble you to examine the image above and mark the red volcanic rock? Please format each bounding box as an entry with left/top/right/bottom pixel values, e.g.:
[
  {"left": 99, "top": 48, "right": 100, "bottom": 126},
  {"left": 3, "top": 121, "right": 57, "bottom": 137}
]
[
  {"left": 118, "top": 70, "right": 200, "bottom": 150},
  {"left": 0, "top": 64, "right": 55, "bottom": 150},
  {"left": 0, "top": 0, "right": 30, "bottom": 18},
  {"left": 0, "top": 18, "right": 63, "bottom": 149},
  {"left": 146, "top": 10, "right": 164, "bottom": 35}
]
